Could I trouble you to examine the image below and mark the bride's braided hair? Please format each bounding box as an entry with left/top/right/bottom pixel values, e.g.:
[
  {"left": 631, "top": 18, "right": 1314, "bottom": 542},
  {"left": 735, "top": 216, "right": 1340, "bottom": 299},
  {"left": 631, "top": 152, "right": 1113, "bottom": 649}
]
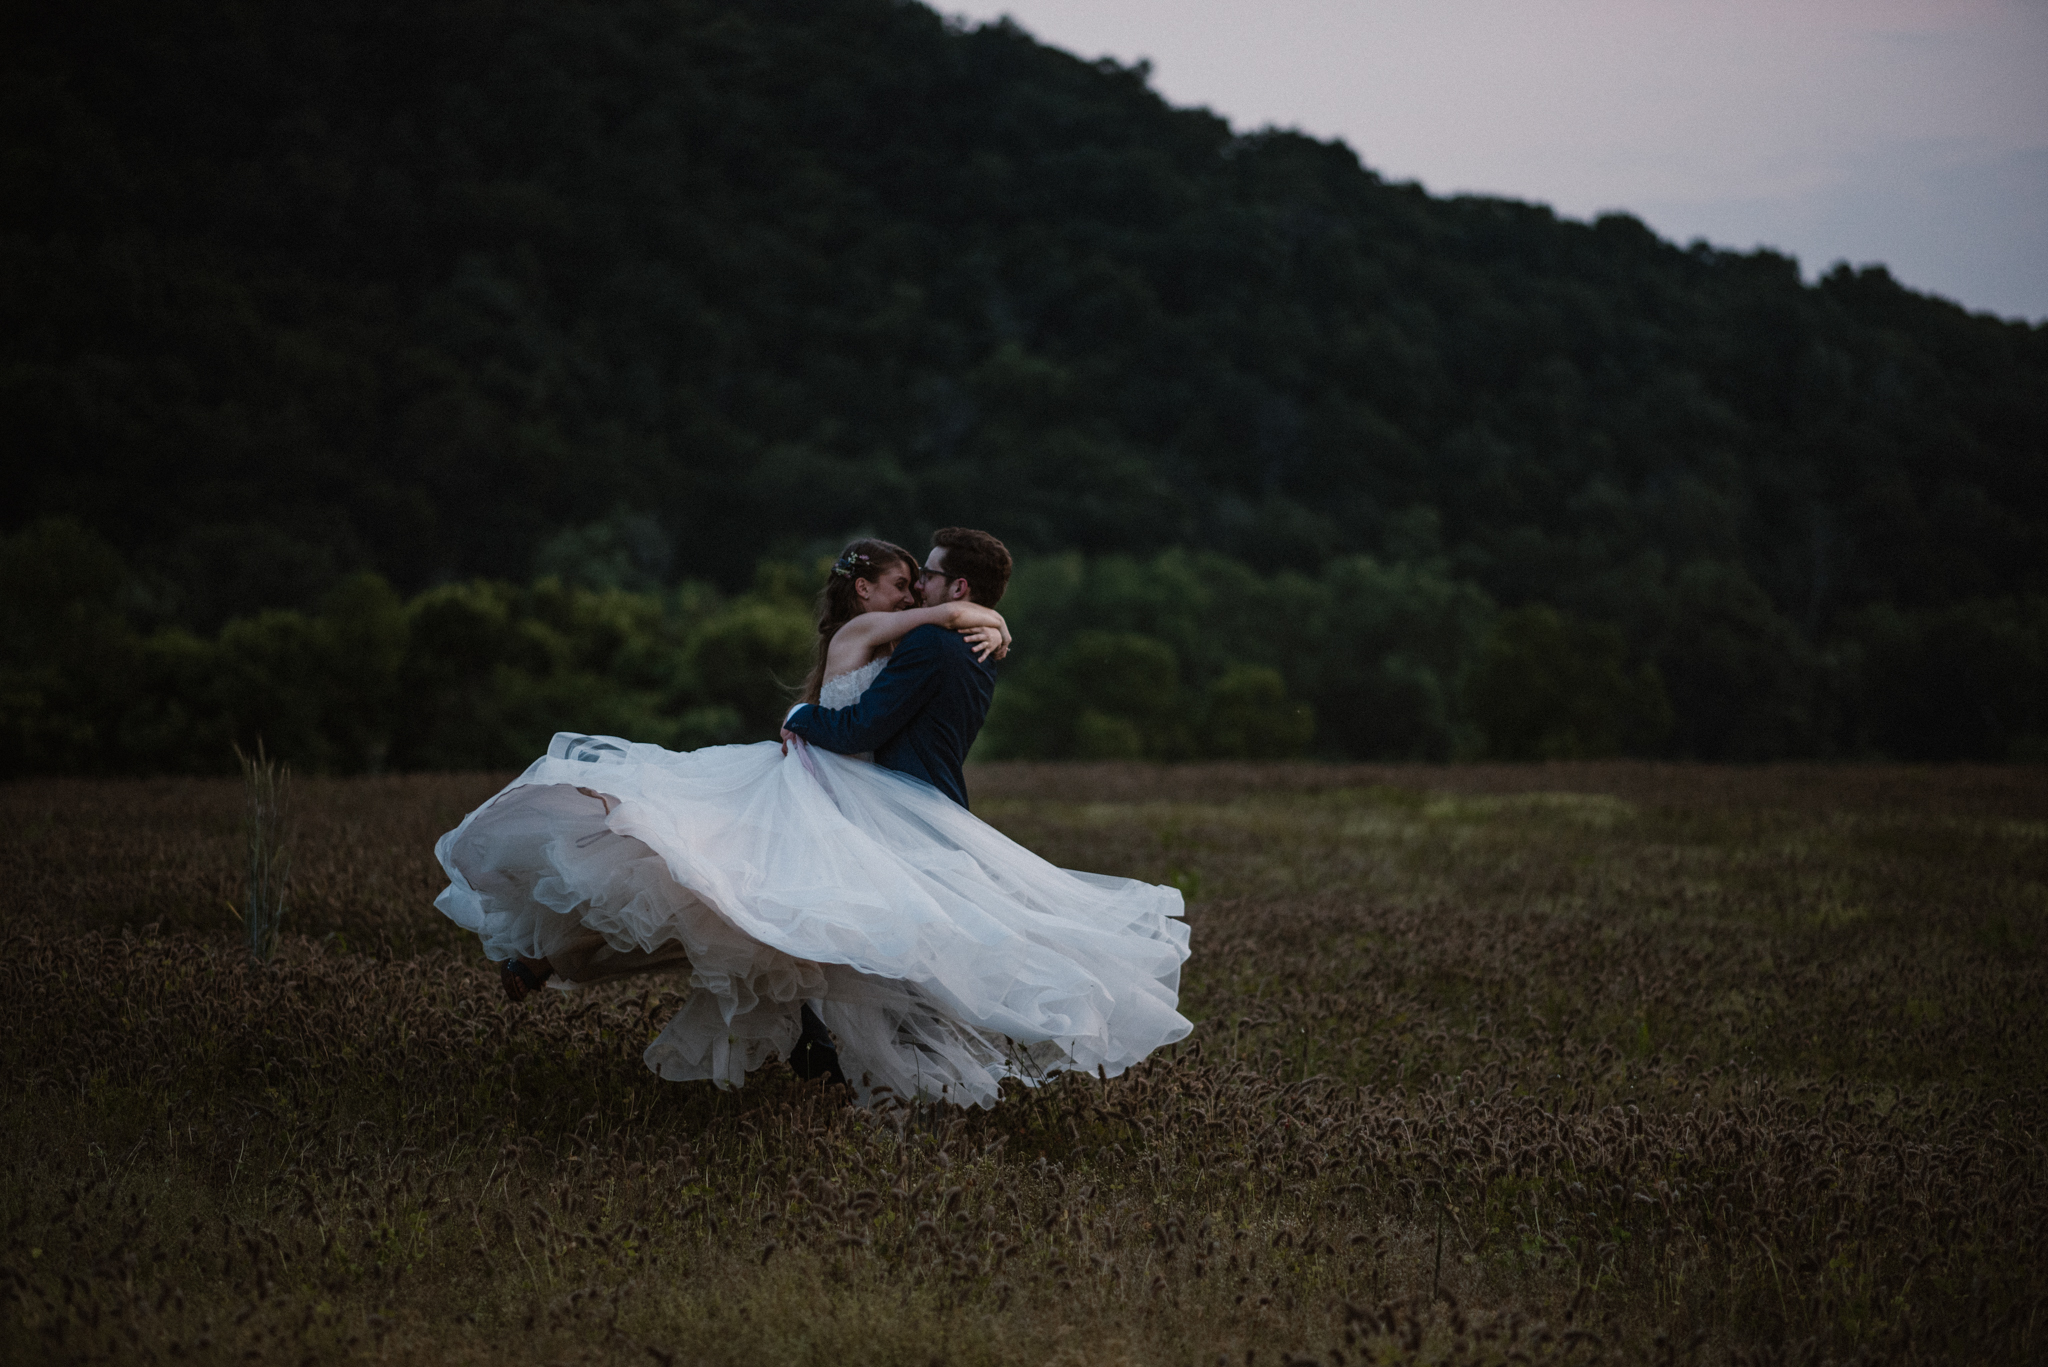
[{"left": 798, "top": 537, "right": 919, "bottom": 704}]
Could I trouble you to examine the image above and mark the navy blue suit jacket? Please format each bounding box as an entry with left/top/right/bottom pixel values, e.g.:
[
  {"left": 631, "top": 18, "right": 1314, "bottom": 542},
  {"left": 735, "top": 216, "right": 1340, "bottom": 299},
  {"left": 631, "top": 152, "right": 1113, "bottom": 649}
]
[{"left": 784, "top": 624, "right": 996, "bottom": 808}]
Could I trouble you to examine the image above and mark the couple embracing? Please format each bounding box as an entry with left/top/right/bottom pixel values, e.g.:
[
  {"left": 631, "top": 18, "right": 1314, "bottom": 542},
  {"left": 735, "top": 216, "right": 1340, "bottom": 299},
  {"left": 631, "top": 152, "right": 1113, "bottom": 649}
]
[{"left": 434, "top": 527, "right": 1192, "bottom": 1109}]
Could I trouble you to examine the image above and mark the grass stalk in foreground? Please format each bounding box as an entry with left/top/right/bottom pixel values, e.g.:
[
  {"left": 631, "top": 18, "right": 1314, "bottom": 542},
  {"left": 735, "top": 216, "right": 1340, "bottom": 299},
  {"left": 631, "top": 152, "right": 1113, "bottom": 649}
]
[{"left": 233, "top": 741, "right": 291, "bottom": 963}]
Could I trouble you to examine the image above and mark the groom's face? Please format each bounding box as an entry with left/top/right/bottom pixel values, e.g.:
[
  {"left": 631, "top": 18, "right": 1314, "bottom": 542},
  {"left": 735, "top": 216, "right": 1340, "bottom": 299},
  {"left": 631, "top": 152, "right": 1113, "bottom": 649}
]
[{"left": 918, "top": 548, "right": 969, "bottom": 607}]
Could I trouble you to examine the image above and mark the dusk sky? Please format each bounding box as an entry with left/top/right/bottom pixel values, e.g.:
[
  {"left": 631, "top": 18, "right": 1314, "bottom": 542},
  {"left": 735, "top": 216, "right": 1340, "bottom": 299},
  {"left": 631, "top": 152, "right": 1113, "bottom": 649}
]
[{"left": 944, "top": 1, "right": 2048, "bottom": 321}]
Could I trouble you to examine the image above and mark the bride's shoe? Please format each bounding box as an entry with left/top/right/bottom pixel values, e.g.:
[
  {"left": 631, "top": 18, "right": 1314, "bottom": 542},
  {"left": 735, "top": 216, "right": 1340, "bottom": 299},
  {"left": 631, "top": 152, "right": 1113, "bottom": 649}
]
[{"left": 500, "top": 957, "right": 551, "bottom": 1003}]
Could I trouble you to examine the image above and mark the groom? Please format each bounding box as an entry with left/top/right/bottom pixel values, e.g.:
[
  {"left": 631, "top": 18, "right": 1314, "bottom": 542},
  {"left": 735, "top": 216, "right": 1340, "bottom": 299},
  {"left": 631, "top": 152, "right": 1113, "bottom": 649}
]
[
  {"left": 780, "top": 526, "right": 1012, "bottom": 809},
  {"left": 779, "top": 526, "right": 1012, "bottom": 1084}
]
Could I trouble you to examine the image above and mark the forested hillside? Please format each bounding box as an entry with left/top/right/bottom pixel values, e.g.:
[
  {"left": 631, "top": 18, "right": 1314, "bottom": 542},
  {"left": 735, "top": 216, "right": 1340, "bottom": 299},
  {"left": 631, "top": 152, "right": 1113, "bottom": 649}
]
[{"left": 4, "top": 0, "right": 2045, "bottom": 771}]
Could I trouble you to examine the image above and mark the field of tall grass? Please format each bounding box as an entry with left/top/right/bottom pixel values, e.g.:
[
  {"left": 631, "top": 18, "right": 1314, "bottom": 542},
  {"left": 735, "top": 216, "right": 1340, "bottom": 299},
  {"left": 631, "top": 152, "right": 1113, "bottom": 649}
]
[{"left": 3, "top": 762, "right": 2044, "bottom": 1365}]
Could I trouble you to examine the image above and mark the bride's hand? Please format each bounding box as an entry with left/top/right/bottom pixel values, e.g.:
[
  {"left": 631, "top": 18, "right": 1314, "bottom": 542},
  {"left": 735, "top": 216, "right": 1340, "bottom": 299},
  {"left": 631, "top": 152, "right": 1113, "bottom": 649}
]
[{"left": 959, "top": 623, "right": 1010, "bottom": 662}]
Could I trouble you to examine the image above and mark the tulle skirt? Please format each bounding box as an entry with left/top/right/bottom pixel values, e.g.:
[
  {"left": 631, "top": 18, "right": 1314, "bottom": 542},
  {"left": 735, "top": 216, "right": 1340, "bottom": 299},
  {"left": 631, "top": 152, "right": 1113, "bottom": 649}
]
[{"left": 434, "top": 733, "right": 1192, "bottom": 1107}]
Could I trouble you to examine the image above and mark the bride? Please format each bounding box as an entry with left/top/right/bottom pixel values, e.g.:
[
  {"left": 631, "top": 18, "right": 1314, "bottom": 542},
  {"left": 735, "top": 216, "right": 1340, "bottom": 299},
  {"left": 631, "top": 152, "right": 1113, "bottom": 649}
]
[{"left": 433, "top": 536, "right": 1192, "bottom": 1108}]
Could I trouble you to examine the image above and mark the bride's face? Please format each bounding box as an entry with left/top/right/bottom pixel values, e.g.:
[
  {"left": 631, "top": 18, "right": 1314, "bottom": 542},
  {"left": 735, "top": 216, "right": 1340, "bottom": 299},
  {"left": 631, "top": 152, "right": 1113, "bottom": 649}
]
[{"left": 853, "top": 562, "right": 917, "bottom": 614}]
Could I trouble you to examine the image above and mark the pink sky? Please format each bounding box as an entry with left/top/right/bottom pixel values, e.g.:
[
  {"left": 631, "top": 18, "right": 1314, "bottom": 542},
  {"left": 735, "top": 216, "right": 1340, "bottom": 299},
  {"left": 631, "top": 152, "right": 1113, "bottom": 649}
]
[{"left": 943, "top": 1, "right": 2048, "bottom": 319}]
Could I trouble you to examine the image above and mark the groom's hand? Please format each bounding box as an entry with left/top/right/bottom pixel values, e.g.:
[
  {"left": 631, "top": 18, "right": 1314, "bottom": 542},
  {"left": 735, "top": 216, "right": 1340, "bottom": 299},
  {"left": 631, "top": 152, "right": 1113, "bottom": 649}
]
[{"left": 779, "top": 727, "right": 798, "bottom": 754}]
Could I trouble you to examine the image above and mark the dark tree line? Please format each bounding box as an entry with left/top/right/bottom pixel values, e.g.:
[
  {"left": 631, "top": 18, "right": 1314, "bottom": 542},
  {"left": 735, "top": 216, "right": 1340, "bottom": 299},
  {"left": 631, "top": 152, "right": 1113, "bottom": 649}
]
[{"left": 3, "top": 0, "right": 2044, "bottom": 769}]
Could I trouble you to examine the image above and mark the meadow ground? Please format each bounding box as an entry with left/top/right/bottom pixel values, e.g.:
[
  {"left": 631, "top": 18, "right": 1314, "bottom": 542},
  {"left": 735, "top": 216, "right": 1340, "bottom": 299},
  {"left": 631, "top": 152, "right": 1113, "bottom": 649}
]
[{"left": 2, "top": 761, "right": 2044, "bottom": 1366}]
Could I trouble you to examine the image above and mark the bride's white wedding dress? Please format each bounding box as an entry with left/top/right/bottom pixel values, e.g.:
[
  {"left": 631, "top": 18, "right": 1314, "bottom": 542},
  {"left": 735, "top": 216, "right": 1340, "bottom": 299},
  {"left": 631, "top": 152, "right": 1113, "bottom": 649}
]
[{"left": 434, "top": 657, "right": 1192, "bottom": 1107}]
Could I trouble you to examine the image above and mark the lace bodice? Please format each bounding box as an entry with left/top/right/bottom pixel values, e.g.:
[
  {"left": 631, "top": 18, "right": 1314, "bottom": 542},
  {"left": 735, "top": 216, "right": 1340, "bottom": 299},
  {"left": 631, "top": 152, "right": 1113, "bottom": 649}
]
[{"left": 819, "top": 656, "right": 888, "bottom": 710}]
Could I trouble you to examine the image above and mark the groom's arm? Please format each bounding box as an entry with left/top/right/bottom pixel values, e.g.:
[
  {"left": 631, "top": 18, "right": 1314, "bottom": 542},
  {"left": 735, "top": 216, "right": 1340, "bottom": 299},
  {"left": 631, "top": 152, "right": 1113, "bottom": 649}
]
[{"left": 783, "top": 626, "right": 947, "bottom": 755}]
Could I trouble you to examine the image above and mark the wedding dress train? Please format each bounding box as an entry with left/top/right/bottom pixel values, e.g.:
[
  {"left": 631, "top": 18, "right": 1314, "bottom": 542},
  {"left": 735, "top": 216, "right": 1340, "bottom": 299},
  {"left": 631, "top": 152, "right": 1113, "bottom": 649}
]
[{"left": 433, "top": 658, "right": 1192, "bottom": 1107}]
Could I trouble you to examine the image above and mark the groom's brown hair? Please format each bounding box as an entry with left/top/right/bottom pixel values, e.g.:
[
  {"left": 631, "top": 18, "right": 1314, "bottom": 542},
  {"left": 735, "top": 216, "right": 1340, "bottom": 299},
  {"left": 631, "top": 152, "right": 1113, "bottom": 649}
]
[{"left": 931, "top": 527, "right": 1012, "bottom": 608}]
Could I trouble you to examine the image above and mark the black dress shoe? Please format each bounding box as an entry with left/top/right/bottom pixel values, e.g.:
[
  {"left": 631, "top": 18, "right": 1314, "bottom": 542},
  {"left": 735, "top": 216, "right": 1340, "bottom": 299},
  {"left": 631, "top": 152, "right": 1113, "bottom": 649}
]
[{"left": 792, "top": 1002, "right": 846, "bottom": 1085}]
